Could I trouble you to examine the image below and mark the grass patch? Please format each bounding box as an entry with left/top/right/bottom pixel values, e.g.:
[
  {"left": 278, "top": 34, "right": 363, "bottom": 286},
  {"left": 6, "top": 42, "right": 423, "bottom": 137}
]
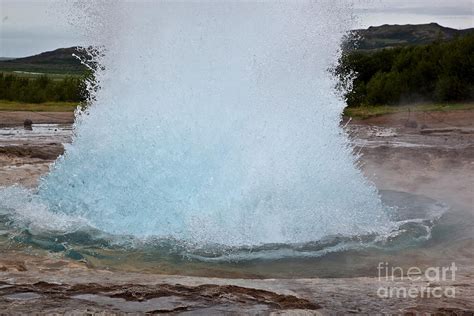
[
  {"left": 0, "top": 71, "right": 82, "bottom": 81},
  {"left": 0, "top": 100, "right": 79, "bottom": 112},
  {"left": 344, "top": 103, "right": 474, "bottom": 119}
]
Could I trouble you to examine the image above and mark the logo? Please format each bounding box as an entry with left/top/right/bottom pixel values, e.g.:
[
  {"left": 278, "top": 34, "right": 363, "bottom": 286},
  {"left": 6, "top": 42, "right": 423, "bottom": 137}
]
[{"left": 376, "top": 262, "right": 457, "bottom": 298}]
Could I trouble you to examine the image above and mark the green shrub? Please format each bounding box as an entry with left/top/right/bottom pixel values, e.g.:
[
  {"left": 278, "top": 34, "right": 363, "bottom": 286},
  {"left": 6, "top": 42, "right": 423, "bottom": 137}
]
[
  {"left": 0, "top": 73, "right": 87, "bottom": 103},
  {"left": 336, "top": 33, "right": 474, "bottom": 106}
]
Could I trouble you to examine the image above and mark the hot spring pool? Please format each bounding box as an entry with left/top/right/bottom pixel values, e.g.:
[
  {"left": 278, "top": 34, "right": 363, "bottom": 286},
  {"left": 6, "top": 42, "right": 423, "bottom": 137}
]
[{"left": 1, "top": 189, "right": 472, "bottom": 279}]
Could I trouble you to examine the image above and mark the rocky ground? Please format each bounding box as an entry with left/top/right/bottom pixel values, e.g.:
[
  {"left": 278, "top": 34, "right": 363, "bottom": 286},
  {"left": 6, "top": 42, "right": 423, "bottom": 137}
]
[
  {"left": 1, "top": 251, "right": 473, "bottom": 314},
  {"left": 0, "top": 111, "right": 74, "bottom": 127},
  {"left": 349, "top": 110, "right": 474, "bottom": 211},
  {"left": 0, "top": 110, "right": 473, "bottom": 314}
]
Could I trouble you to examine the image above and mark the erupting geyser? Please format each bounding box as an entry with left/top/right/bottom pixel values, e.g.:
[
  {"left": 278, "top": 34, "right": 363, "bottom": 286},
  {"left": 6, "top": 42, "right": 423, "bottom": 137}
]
[{"left": 2, "top": 1, "right": 396, "bottom": 249}]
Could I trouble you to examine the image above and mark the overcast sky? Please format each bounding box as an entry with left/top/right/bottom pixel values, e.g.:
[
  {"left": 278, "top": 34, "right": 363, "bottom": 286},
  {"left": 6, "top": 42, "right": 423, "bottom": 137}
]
[{"left": 1, "top": 0, "right": 473, "bottom": 57}]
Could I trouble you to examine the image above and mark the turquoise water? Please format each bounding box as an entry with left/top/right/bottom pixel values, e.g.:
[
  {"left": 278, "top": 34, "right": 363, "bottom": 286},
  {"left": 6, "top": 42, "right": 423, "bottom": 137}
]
[{"left": 1, "top": 190, "right": 461, "bottom": 278}]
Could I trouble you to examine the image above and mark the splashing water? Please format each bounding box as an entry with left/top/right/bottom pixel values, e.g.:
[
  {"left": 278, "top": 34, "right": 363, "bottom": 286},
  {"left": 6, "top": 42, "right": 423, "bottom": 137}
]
[{"left": 2, "top": 1, "right": 397, "bottom": 249}]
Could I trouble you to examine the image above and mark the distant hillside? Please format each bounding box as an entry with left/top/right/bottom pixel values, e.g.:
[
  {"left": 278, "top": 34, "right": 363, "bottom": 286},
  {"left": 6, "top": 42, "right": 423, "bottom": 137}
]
[
  {"left": 1, "top": 24, "right": 473, "bottom": 75},
  {"left": 0, "top": 47, "right": 88, "bottom": 75},
  {"left": 346, "top": 23, "right": 474, "bottom": 51}
]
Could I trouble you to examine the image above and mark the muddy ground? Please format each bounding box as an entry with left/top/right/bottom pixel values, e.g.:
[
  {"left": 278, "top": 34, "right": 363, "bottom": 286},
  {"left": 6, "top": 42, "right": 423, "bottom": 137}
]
[{"left": 0, "top": 110, "right": 473, "bottom": 314}]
